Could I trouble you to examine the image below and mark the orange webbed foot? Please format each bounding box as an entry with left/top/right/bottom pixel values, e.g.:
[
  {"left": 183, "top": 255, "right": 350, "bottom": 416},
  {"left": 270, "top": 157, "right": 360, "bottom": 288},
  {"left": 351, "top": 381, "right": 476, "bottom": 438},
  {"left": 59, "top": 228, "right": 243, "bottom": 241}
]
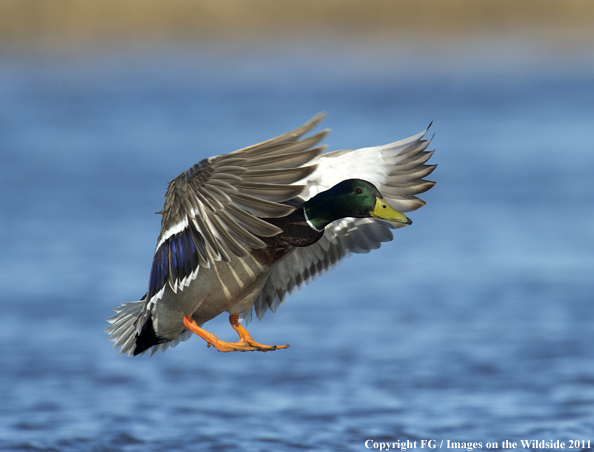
[{"left": 182, "top": 314, "right": 289, "bottom": 353}]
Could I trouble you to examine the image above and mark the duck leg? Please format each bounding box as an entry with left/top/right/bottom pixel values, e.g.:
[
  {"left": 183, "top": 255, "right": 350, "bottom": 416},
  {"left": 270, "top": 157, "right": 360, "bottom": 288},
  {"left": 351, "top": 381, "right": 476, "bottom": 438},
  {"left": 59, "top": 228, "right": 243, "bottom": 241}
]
[{"left": 183, "top": 314, "right": 289, "bottom": 352}]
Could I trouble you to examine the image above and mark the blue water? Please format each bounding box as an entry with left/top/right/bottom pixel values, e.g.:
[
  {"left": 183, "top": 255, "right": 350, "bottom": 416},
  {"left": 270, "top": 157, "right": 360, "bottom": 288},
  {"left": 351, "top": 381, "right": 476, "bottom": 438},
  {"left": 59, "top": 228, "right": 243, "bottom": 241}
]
[{"left": 1, "top": 43, "right": 594, "bottom": 451}]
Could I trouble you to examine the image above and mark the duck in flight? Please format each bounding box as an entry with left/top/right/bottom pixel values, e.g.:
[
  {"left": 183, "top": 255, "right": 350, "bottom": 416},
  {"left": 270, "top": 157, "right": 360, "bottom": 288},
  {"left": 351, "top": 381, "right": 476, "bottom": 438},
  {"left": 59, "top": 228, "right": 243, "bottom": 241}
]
[{"left": 106, "top": 113, "right": 436, "bottom": 356}]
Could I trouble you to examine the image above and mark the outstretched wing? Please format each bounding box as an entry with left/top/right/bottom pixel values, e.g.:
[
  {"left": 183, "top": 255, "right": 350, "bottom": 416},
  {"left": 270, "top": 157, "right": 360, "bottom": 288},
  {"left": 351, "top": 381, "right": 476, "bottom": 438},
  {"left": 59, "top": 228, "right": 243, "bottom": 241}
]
[
  {"left": 252, "top": 125, "right": 436, "bottom": 320},
  {"left": 298, "top": 125, "right": 436, "bottom": 211},
  {"left": 145, "top": 114, "right": 329, "bottom": 315}
]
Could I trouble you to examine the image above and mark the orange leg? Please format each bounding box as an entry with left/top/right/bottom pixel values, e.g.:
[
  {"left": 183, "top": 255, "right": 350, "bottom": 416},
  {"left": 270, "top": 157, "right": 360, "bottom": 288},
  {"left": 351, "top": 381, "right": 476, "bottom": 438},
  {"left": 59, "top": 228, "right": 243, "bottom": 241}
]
[{"left": 182, "top": 314, "right": 289, "bottom": 353}]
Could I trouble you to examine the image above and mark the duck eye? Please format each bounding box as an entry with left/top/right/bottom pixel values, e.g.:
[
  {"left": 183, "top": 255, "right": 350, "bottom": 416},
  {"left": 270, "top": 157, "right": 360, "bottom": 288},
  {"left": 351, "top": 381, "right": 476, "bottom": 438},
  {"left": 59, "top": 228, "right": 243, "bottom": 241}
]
[{"left": 355, "top": 188, "right": 363, "bottom": 195}]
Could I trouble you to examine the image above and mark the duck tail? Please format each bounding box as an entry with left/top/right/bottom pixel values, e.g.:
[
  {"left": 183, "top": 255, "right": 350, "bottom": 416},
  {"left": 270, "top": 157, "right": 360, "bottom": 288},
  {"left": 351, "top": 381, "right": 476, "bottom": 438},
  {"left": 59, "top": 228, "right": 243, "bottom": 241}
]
[{"left": 105, "top": 298, "right": 155, "bottom": 357}]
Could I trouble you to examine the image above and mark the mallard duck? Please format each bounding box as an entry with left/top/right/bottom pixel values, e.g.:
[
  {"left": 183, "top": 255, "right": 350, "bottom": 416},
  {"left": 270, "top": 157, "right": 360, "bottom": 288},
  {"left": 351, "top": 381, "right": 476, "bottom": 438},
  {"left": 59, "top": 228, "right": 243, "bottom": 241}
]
[{"left": 106, "top": 113, "right": 436, "bottom": 356}]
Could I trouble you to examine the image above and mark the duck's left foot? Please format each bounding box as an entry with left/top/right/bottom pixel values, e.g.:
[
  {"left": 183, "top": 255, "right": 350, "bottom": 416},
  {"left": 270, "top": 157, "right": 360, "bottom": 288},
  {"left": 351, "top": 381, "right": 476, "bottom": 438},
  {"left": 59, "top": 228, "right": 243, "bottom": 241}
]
[
  {"left": 182, "top": 314, "right": 289, "bottom": 353},
  {"left": 228, "top": 313, "right": 290, "bottom": 352}
]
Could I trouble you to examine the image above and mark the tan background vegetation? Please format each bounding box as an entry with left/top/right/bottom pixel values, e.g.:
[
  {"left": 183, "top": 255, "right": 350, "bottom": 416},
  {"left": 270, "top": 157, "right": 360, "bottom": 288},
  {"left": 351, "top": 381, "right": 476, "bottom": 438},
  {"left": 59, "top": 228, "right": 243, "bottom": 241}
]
[{"left": 1, "top": 0, "right": 594, "bottom": 49}]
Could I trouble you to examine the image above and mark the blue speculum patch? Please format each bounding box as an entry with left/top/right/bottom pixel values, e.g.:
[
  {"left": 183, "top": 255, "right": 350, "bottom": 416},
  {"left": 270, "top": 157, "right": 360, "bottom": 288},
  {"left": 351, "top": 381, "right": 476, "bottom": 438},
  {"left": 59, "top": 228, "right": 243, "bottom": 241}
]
[{"left": 147, "top": 226, "right": 202, "bottom": 300}]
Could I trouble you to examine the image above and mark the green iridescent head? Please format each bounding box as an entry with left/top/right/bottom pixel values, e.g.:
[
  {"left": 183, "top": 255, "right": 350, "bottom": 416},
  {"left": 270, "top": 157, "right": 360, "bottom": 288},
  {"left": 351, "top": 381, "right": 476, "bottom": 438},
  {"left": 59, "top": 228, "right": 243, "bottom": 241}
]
[{"left": 303, "top": 179, "right": 411, "bottom": 231}]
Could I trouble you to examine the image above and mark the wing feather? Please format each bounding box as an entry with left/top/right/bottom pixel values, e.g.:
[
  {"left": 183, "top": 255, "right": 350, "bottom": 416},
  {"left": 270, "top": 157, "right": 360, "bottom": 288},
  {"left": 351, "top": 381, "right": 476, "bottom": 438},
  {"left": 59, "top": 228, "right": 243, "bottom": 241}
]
[
  {"left": 243, "top": 165, "right": 317, "bottom": 184},
  {"left": 235, "top": 182, "right": 306, "bottom": 202},
  {"left": 232, "top": 113, "right": 326, "bottom": 155},
  {"left": 243, "top": 146, "right": 326, "bottom": 170}
]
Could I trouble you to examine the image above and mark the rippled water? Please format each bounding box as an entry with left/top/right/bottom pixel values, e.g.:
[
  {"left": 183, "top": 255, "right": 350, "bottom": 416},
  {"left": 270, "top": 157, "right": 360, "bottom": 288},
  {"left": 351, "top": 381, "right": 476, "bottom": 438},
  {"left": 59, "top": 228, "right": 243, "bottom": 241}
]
[{"left": 1, "top": 43, "right": 594, "bottom": 451}]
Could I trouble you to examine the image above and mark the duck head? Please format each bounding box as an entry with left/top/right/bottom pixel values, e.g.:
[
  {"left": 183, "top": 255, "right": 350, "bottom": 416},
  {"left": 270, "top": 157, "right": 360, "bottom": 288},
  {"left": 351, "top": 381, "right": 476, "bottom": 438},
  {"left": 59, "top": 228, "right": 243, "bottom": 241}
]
[{"left": 303, "top": 179, "right": 411, "bottom": 231}]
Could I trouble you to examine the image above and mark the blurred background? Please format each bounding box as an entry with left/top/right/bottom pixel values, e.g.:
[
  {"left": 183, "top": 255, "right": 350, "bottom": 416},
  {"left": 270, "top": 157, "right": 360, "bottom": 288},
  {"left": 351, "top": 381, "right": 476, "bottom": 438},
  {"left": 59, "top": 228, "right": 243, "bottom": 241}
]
[{"left": 1, "top": 1, "right": 594, "bottom": 451}]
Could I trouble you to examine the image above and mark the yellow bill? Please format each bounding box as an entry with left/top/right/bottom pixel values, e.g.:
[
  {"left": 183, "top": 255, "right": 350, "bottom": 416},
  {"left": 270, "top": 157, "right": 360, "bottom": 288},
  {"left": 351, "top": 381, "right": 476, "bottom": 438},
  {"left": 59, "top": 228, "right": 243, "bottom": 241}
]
[{"left": 370, "top": 197, "right": 412, "bottom": 225}]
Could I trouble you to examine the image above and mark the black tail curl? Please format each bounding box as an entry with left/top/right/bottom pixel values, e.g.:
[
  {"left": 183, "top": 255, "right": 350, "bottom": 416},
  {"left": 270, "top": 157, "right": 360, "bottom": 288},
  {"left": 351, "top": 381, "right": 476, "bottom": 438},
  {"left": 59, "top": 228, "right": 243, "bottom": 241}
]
[{"left": 134, "top": 317, "right": 164, "bottom": 356}]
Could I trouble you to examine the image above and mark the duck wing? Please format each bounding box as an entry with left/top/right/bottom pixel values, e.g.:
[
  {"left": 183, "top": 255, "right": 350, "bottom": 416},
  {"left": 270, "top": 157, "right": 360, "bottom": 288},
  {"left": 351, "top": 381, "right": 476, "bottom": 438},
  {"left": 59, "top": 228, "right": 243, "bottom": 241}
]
[
  {"left": 252, "top": 125, "right": 436, "bottom": 320},
  {"left": 298, "top": 125, "right": 436, "bottom": 212},
  {"left": 146, "top": 114, "right": 328, "bottom": 312}
]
